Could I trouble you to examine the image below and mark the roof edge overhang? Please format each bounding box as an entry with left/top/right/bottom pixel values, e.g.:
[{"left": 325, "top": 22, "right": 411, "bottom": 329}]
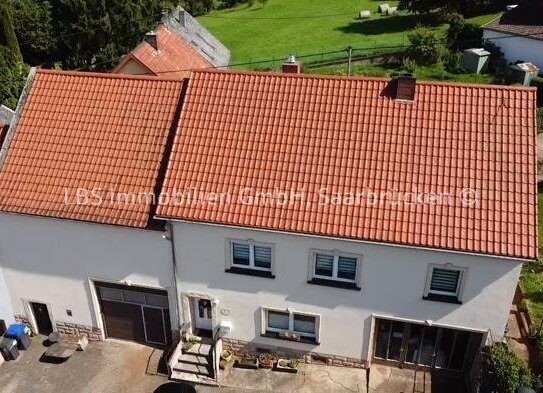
[{"left": 156, "top": 216, "right": 535, "bottom": 263}]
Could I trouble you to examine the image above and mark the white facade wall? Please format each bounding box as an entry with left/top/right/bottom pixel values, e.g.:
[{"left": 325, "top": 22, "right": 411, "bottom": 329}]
[
  {"left": 0, "top": 267, "right": 14, "bottom": 325},
  {"left": 0, "top": 213, "right": 177, "bottom": 335},
  {"left": 172, "top": 221, "right": 522, "bottom": 361},
  {"left": 484, "top": 29, "right": 543, "bottom": 72}
]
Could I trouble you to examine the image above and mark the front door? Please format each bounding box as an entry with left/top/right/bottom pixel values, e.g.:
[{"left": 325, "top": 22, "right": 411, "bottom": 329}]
[
  {"left": 193, "top": 298, "right": 212, "bottom": 332},
  {"left": 31, "top": 302, "right": 53, "bottom": 335},
  {"left": 142, "top": 306, "right": 167, "bottom": 345}
]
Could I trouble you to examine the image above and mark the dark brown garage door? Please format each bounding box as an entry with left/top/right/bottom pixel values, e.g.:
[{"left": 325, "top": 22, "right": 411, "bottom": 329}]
[{"left": 96, "top": 282, "right": 171, "bottom": 346}]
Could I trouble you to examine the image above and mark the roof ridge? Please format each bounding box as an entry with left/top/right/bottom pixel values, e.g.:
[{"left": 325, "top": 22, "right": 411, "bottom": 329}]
[
  {"left": 192, "top": 68, "right": 537, "bottom": 91},
  {"left": 36, "top": 68, "right": 187, "bottom": 82}
]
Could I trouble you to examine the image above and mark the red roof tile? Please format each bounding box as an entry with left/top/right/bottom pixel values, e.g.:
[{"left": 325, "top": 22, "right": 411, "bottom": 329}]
[
  {"left": 0, "top": 69, "right": 184, "bottom": 228},
  {"left": 114, "top": 24, "right": 212, "bottom": 79},
  {"left": 158, "top": 70, "right": 538, "bottom": 260}
]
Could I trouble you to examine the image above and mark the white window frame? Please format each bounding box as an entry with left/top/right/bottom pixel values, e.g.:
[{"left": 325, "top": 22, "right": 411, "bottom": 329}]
[
  {"left": 424, "top": 263, "right": 467, "bottom": 301},
  {"left": 261, "top": 307, "right": 320, "bottom": 342},
  {"left": 309, "top": 249, "right": 362, "bottom": 285},
  {"left": 226, "top": 238, "right": 275, "bottom": 272}
]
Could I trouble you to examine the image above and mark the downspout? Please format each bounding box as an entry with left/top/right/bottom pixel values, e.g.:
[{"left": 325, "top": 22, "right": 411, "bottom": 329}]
[{"left": 164, "top": 221, "right": 182, "bottom": 340}]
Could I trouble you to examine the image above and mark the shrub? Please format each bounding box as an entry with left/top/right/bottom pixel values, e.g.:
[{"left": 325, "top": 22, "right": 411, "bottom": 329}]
[
  {"left": 407, "top": 26, "right": 445, "bottom": 66},
  {"left": 538, "top": 107, "right": 543, "bottom": 133},
  {"left": 483, "top": 41, "right": 505, "bottom": 74},
  {"left": 443, "top": 51, "right": 463, "bottom": 73},
  {"left": 480, "top": 343, "right": 532, "bottom": 393},
  {"left": 402, "top": 57, "right": 417, "bottom": 73},
  {"left": 447, "top": 20, "right": 483, "bottom": 51}
]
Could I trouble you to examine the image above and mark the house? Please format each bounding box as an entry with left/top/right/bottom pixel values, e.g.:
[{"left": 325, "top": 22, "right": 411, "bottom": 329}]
[
  {"left": 0, "top": 69, "right": 185, "bottom": 346},
  {"left": 483, "top": 1, "right": 543, "bottom": 72},
  {"left": 113, "top": 7, "right": 230, "bottom": 78},
  {"left": 0, "top": 66, "right": 537, "bottom": 384},
  {"left": 157, "top": 71, "right": 537, "bottom": 378}
]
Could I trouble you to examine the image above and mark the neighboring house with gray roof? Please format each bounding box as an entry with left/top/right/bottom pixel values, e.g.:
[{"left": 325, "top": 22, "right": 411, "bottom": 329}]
[
  {"left": 162, "top": 7, "right": 230, "bottom": 68},
  {"left": 483, "top": 1, "right": 543, "bottom": 72}
]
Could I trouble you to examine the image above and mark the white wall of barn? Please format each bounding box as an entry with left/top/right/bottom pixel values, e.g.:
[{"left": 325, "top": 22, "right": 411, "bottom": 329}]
[
  {"left": 0, "top": 267, "right": 14, "bottom": 326},
  {"left": 172, "top": 220, "right": 522, "bottom": 361},
  {"left": 484, "top": 30, "right": 543, "bottom": 72},
  {"left": 0, "top": 212, "right": 178, "bottom": 334}
]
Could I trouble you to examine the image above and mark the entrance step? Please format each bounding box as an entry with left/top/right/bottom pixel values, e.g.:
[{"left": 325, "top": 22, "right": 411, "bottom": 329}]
[
  {"left": 173, "top": 361, "right": 212, "bottom": 377},
  {"left": 184, "top": 342, "right": 212, "bottom": 356},
  {"left": 179, "top": 353, "right": 210, "bottom": 366}
]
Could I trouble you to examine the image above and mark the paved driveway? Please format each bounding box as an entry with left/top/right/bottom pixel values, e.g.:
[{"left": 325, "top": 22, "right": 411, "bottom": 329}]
[{"left": 0, "top": 336, "right": 168, "bottom": 393}]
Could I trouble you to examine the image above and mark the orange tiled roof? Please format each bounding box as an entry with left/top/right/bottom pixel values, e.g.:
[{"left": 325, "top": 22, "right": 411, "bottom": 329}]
[
  {"left": 0, "top": 69, "right": 184, "bottom": 228},
  {"left": 115, "top": 24, "right": 212, "bottom": 79},
  {"left": 158, "top": 70, "right": 538, "bottom": 260}
]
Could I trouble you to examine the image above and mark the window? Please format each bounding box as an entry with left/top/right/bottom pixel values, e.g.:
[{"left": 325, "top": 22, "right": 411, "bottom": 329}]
[
  {"left": 309, "top": 250, "right": 361, "bottom": 290},
  {"left": 424, "top": 264, "right": 465, "bottom": 303},
  {"left": 262, "top": 307, "right": 319, "bottom": 343},
  {"left": 226, "top": 239, "right": 275, "bottom": 278}
]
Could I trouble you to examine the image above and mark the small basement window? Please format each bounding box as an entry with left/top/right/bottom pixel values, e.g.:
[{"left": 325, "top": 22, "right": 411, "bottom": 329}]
[
  {"left": 424, "top": 264, "right": 465, "bottom": 304},
  {"left": 262, "top": 307, "right": 319, "bottom": 344},
  {"left": 226, "top": 239, "right": 275, "bottom": 278},
  {"left": 308, "top": 251, "right": 361, "bottom": 290}
]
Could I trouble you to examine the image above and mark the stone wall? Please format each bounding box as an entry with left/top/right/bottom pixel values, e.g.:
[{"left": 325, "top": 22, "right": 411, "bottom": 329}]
[
  {"left": 222, "top": 338, "right": 368, "bottom": 369},
  {"left": 14, "top": 314, "right": 102, "bottom": 341}
]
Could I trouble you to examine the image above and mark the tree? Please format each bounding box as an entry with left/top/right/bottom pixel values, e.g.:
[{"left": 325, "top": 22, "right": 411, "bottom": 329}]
[
  {"left": 407, "top": 27, "right": 445, "bottom": 66},
  {"left": 9, "top": 0, "right": 56, "bottom": 65},
  {"left": 0, "top": 3, "right": 22, "bottom": 62},
  {"left": 447, "top": 19, "right": 483, "bottom": 51},
  {"left": 0, "top": 46, "right": 29, "bottom": 109}
]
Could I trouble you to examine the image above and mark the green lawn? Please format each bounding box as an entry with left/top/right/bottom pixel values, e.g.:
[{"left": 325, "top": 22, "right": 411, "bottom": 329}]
[
  {"left": 520, "top": 192, "right": 543, "bottom": 324},
  {"left": 308, "top": 62, "right": 496, "bottom": 84},
  {"left": 199, "top": 0, "right": 424, "bottom": 64},
  {"left": 198, "top": 0, "right": 500, "bottom": 66}
]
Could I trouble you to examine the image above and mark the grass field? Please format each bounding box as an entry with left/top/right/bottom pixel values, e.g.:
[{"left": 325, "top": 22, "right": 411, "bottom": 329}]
[
  {"left": 198, "top": 0, "right": 500, "bottom": 65},
  {"left": 520, "top": 192, "right": 543, "bottom": 324},
  {"left": 308, "top": 62, "right": 496, "bottom": 84}
]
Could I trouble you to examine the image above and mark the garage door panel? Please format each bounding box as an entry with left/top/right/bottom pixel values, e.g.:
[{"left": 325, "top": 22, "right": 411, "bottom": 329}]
[{"left": 102, "top": 300, "right": 145, "bottom": 343}]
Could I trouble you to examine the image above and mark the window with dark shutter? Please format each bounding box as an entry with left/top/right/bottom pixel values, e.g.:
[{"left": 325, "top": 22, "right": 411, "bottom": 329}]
[
  {"left": 315, "top": 254, "right": 334, "bottom": 277},
  {"left": 254, "top": 246, "right": 272, "bottom": 269},
  {"left": 337, "top": 257, "right": 357, "bottom": 281},
  {"left": 233, "top": 243, "right": 250, "bottom": 265},
  {"left": 430, "top": 268, "right": 460, "bottom": 295}
]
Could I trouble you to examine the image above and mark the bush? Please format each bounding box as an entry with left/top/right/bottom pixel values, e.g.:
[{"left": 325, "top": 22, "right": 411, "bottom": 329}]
[
  {"left": 407, "top": 26, "right": 445, "bottom": 66},
  {"left": 447, "top": 20, "right": 483, "bottom": 51},
  {"left": 480, "top": 343, "right": 532, "bottom": 393},
  {"left": 484, "top": 41, "right": 505, "bottom": 74},
  {"left": 532, "top": 76, "right": 543, "bottom": 107},
  {"left": 443, "top": 51, "right": 463, "bottom": 73},
  {"left": 538, "top": 108, "right": 543, "bottom": 133}
]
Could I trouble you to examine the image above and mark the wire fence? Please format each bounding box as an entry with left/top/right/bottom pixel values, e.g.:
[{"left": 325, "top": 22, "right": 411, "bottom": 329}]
[{"left": 230, "top": 42, "right": 409, "bottom": 72}]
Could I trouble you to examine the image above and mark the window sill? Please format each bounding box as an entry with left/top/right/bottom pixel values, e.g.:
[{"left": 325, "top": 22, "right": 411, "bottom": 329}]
[
  {"left": 423, "top": 293, "right": 462, "bottom": 304},
  {"left": 226, "top": 267, "right": 275, "bottom": 279},
  {"left": 307, "top": 278, "right": 360, "bottom": 291},
  {"left": 261, "top": 331, "right": 319, "bottom": 345}
]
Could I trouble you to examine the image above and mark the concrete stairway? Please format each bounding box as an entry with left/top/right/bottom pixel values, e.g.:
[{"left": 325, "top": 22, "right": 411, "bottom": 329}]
[{"left": 170, "top": 339, "right": 216, "bottom": 384}]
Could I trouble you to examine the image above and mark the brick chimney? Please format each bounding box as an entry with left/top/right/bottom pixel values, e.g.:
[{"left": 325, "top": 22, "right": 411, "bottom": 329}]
[
  {"left": 282, "top": 55, "right": 301, "bottom": 74},
  {"left": 145, "top": 32, "right": 158, "bottom": 51},
  {"left": 394, "top": 75, "right": 416, "bottom": 101}
]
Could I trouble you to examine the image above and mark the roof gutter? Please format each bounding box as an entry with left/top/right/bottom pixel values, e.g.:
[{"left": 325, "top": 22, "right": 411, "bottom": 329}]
[{"left": 0, "top": 67, "right": 37, "bottom": 170}]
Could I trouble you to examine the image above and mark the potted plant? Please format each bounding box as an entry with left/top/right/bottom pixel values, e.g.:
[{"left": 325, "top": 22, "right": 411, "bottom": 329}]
[
  {"left": 275, "top": 358, "right": 299, "bottom": 373},
  {"left": 234, "top": 355, "right": 258, "bottom": 369},
  {"left": 258, "top": 352, "right": 277, "bottom": 369},
  {"left": 221, "top": 348, "right": 233, "bottom": 363}
]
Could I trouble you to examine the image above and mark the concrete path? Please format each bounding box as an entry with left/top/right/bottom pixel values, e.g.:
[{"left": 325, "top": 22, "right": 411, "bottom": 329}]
[
  {"left": 195, "top": 363, "right": 367, "bottom": 393},
  {"left": 368, "top": 364, "right": 465, "bottom": 393},
  {"left": 0, "top": 336, "right": 167, "bottom": 393}
]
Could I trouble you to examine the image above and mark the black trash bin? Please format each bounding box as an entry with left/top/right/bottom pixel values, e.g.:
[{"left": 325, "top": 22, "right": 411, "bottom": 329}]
[{"left": 0, "top": 337, "right": 20, "bottom": 360}]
